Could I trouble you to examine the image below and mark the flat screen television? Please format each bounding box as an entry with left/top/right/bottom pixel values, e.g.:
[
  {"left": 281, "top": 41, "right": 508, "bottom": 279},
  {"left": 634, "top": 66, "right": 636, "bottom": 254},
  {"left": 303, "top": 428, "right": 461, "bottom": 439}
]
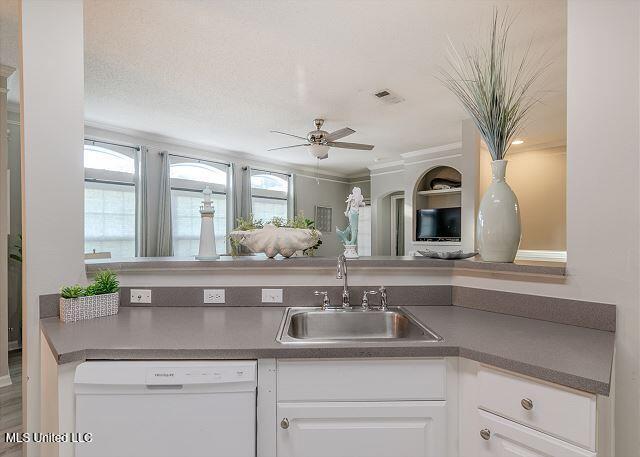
[{"left": 416, "top": 207, "right": 461, "bottom": 241}]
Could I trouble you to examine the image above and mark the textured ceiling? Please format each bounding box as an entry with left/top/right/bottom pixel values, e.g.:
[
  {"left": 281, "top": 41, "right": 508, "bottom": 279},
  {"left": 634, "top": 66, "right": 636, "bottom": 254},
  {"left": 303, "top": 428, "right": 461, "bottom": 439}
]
[{"left": 3, "top": 0, "right": 567, "bottom": 176}]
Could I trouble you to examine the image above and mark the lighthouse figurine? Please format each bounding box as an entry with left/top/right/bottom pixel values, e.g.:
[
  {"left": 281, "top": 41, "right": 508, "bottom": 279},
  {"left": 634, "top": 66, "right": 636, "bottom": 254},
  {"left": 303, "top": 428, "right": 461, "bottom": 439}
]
[{"left": 196, "top": 186, "right": 219, "bottom": 260}]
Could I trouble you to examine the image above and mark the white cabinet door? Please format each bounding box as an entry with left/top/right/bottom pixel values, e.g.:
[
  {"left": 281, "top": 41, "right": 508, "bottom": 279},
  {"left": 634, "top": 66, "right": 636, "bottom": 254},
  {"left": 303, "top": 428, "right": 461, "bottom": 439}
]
[
  {"left": 276, "top": 401, "right": 446, "bottom": 457},
  {"left": 477, "top": 410, "right": 597, "bottom": 457}
]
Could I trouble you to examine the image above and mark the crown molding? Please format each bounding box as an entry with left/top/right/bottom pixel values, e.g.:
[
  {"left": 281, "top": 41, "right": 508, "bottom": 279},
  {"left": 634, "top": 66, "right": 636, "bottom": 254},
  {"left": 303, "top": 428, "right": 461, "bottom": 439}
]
[
  {"left": 400, "top": 142, "right": 462, "bottom": 159},
  {"left": 370, "top": 168, "right": 404, "bottom": 177},
  {"left": 367, "top": 160, "right": 404, "bottom": 171}
]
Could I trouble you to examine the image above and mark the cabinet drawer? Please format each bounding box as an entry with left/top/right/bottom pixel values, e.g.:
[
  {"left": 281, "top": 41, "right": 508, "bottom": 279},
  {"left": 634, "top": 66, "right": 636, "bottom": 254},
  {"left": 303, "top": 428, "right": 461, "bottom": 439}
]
[
  {"left": 277, "top": 401, "right": 447, "bottom": 457},
  {"left": 477, "top": 409, "right": 596, "bottom": 457},
  {"left": 477, "top": 366, "right": 596, "bottom": 450},
  {"left": 277, "top": 359, "right": 446, "bottom": 401}
]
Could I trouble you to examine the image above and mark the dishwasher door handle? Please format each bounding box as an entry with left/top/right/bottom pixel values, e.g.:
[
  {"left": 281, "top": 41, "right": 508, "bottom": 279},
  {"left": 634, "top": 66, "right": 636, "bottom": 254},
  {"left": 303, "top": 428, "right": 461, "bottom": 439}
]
[{"left": 145, "top": 384, "right": 184, "bottom": 390}]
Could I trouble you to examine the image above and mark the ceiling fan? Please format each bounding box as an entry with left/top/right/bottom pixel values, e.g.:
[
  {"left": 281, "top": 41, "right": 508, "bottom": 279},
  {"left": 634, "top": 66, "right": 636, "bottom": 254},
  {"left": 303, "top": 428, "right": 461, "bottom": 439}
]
[{"left": 269, "top": 118, "right": 374, "bottom": 160}]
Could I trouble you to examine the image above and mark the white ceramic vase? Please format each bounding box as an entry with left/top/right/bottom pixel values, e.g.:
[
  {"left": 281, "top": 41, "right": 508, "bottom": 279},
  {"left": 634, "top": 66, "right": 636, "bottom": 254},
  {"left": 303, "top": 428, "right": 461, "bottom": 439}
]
[{"left": 477, "top": 160, "right": 521, "bottom": 263}]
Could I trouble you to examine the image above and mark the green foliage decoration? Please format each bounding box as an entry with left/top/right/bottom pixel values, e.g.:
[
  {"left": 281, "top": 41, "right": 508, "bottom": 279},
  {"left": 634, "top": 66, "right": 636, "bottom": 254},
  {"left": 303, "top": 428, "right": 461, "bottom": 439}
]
[{"left": 60, "top": 269, "right": 120, "bottom": 299}]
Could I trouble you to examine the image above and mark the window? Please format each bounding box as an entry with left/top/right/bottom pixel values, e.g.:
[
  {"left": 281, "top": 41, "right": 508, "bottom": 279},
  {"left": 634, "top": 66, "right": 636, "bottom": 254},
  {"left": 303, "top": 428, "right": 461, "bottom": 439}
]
[
  {"left": 84, "top": 142, "right": 137, "bottom": 259},
  {"left": 170, "top": 157, "right": 229, "bottom": 256},
  {"left": 250, "top": 171, "right": 290, "bottom": 222}
]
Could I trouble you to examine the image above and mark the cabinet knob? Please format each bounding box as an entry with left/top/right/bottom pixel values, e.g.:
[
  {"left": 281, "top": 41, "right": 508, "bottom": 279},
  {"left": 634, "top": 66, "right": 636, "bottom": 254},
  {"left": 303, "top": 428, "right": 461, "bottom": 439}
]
[
  {"left": 480, "top": 428, "right": 491, "bottom": 440},
  {"left": 521, "top": 398, "right": 534, "bottom": 410},
  {"left": 280, "top": 418, "right": 290, "bottom": 429}
]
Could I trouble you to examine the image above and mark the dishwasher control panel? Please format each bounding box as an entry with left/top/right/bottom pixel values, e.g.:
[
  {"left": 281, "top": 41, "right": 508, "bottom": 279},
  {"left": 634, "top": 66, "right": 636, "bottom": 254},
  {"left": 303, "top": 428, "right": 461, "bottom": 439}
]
[{"left": 145, "top": 364, "right": 255, "bottom": 385}]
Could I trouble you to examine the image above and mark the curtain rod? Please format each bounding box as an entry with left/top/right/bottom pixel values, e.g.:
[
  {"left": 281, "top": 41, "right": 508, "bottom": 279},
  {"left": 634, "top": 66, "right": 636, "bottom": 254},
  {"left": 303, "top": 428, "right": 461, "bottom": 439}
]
[
  {"left": 243, "top": 166, "right": 292, "bottom": 177},
  {"left": 85, "top": 138, "right": 141, "bottom": 151},
  {"left": 166, "top": 152, "right": 230, "bottom": 167}
]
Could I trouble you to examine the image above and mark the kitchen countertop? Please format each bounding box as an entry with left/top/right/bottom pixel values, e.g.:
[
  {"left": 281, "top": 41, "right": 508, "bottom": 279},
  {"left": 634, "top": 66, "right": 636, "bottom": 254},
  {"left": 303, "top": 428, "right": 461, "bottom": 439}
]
[
  {"left": 85, "top": 256, "right": 566, "bottom": 277},
  {"left": 40, "top": 305, "right": 613, "bottom": 395}
]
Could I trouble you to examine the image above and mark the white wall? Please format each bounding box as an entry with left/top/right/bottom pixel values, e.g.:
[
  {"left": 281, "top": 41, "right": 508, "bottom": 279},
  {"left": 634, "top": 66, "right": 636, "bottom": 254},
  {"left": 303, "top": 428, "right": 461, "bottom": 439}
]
[
  {"left": 294, "top": 174, "right": 349, "bottom": 257},
  {"left": 21, "top": 1, "right": 87, "bottom": 452},
  {"left": 453, "top": 1, "right": 640, "bottom": 454}
]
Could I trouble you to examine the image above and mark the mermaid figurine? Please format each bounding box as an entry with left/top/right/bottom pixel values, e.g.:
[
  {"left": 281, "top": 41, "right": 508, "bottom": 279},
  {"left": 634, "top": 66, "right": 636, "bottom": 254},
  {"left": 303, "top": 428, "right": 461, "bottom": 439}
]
[{"left": 336, "top": 187, "right": 365, "bottom": 257}]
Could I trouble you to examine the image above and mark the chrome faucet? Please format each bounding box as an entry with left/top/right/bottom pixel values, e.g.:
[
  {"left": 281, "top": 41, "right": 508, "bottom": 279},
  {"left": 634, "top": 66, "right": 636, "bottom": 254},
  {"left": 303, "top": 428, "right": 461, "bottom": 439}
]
[
  {"left": 336, "top": 254, "right": 351, "bottom": 309},
  {"left": 361, "top": 290, "right": 378, "bottom": 310},
  {"left": 378, "top": 286, "right": 388, "bottom": 311}
]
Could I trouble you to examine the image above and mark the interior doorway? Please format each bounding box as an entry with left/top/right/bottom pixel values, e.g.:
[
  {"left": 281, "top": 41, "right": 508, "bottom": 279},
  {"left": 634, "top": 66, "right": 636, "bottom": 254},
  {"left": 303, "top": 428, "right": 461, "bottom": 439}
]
[{"left": 390, "top": 194, "right": 405, "bottom": 256}]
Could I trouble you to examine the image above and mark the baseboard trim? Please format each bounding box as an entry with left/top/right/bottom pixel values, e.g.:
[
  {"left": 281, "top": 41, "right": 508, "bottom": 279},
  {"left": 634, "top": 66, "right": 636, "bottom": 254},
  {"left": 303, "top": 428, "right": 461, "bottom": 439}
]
[
  {"left": 0, "top": 373, "right": 12, "bottom": 388},
  {"left": 516, "top": 249, "right": 567, "bottom": 262}
]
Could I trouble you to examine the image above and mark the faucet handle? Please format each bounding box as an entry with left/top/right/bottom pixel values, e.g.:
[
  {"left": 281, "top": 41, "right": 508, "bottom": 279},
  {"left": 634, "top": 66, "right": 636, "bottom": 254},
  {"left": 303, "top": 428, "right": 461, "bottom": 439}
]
[
  {"left": 361, "top": 290, "right": 378, "bottom": 310},
  {"left": 314, "top": 290, "right": 331, "bottom": 310},
  {"left": 378, "top": 286, "right": 388, "bottom": 310}
]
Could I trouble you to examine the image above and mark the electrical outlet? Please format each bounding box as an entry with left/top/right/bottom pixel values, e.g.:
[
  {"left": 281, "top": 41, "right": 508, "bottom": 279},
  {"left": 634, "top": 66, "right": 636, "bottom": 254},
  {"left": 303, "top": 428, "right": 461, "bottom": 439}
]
[
  {"left": 261, "top": 288, "right": 283, "bottom": 303},
  {"left": 204, "top": 289, "right": 225, "bottom": 304},
  {"left": 130, "top": 289, "right": 151, "bottom": 304}
]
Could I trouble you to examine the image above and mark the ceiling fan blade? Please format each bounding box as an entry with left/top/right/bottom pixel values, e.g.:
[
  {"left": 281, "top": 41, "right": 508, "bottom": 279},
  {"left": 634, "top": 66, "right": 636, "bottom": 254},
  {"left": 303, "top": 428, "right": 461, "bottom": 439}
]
[
  {"left": 326, "top": 141, "right": 374, "bottom": 151},
  {"left": 325, "top": 127, "right": 355, "bottom": 141},
  {"left": 270, "top": 130, "right": 308, "bottom": 141},
  {"left": 267, "top": 143, "right": 310, "bottom": 151}
]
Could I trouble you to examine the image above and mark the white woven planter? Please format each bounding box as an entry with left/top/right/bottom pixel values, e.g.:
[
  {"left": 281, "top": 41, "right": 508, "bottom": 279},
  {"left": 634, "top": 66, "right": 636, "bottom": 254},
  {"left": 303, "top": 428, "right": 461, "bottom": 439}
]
[{"left": 59, "top": 292, "right": 120, "bottom": 323}]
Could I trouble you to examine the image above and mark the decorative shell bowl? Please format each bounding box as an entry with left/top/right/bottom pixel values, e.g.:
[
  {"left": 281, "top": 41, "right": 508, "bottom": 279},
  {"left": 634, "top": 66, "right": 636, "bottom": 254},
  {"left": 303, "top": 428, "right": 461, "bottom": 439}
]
[{"left": 229, "top": 224, "right": 321, "bottom": 258}]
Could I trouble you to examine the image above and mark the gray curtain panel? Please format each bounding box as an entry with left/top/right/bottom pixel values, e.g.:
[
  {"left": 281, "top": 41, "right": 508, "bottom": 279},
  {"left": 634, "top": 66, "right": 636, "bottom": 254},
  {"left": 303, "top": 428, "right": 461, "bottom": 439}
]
[
  {"left": 241, "top": 166, "right": 252, "bottom": 218},
  {"left": 156, "top": 151, "right": 173, "bottom": 256},
  {"left": 288, "top": 173, "right": 296, "bottom": 219},
  {"left": 136, "top": 145, "right": 150, "bottom": 257},
  {"left": 226, "top": 162, "right": 238, "bottom": 253}
]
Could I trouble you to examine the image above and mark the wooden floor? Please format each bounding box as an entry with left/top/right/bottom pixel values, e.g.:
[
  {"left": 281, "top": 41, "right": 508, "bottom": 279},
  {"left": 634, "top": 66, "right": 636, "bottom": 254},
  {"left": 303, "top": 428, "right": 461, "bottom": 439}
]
[{"left": 0, "top": 351, "right": 21, "bottom": 457}]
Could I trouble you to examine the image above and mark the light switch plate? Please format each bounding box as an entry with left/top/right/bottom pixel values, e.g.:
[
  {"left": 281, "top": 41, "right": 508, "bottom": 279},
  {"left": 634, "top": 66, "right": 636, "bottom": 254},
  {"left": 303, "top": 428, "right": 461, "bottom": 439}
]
[
  {"left": 261, "top": 288, "right": 283, "bottom": 303},
  {"left": 204, "top": 289, "right": 225, "bottom": 304},
  {"left": 130, "top": 289, "right": 151, "bottom": 304}
]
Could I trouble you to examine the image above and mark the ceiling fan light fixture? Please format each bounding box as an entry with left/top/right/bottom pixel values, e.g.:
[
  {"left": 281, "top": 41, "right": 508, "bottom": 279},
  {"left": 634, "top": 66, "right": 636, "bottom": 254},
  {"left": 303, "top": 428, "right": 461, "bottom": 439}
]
[{"left": 309, "top": 143, "right": 330, "bottom": 160}]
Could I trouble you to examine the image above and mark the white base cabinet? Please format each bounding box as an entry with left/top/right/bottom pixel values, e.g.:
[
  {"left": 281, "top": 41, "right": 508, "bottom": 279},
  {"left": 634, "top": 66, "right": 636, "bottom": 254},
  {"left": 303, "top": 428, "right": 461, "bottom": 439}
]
[
  {"left": 459, "top": 360, "right": 609, "bottom": 457},
  {"left": 277, "top": 401, "right": 446, "bottom": 457},
  {"left": 275, "top": 359, "right": 449, "bottom": 457},
  {"left": 477, "top": 410, "right": 596, "bottom": 457}
]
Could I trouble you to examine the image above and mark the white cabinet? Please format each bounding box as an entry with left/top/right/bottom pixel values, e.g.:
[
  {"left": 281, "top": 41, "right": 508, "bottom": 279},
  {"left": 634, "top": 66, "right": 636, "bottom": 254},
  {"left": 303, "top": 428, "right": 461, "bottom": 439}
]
[
  {"left": 477, "top": 410, "right": 596, "bottom": 457},
  {"left": 277, "top": 401, "right": 447, "bottom": 457},
  {"left": 458, "top": 361, "right": 606, "bottom": 457},
  {"left": 477, "top": 366, "right": 597, "bottom": 449},
  {"left": 275, "top": 359, "right": 449, "bottom": 457}
]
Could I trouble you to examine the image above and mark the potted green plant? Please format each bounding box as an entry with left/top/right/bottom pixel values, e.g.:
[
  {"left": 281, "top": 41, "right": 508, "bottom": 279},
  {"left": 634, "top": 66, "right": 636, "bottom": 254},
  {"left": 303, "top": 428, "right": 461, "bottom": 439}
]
[
  {"left": 439, "top": 10, "right": 547, "bottom": 262},
  {"left": 59, "top": 270, "right": 120, "bottom": 323}
]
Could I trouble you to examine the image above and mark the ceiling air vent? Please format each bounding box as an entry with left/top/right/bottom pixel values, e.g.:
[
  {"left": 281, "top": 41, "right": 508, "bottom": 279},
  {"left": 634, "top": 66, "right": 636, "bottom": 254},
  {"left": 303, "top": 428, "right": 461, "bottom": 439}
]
[{"left": 373, "top": 89, "right": 405, "bottom": 105}]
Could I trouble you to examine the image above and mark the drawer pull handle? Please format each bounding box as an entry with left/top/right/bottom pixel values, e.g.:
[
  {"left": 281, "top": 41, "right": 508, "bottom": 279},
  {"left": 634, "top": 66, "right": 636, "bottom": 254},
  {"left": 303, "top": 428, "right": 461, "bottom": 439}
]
[
  {"left": 280, "top": 418, "right": 290, "bottom": 429},
  {"left": 480, "top": 428, "right": 491, "bottom": 440},
  {"left": 521, "top": 398, "right": 534, "bottom": 410}
]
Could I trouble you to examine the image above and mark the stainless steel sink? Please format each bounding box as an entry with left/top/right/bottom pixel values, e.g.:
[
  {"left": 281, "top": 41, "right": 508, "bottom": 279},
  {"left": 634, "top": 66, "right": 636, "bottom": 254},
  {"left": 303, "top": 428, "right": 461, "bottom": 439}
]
[{"left": 276, "top": 307, "right": 443, "bottom": 344}]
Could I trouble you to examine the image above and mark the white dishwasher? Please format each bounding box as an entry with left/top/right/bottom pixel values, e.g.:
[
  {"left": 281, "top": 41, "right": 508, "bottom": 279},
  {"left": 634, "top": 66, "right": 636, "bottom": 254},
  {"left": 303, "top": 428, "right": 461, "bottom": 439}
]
[{"left": 74, "top": 361, "right": 257, "bottom": 457}]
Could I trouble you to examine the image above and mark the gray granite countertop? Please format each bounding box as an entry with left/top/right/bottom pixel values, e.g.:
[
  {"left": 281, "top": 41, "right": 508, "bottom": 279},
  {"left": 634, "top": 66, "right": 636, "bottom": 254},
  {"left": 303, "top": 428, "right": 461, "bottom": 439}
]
[
  {"left": 40, "top": 305, "right": 612, "bottom": 395},
  {"left": 85, "top": 256, "right": 566, "bottom": 277}
]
